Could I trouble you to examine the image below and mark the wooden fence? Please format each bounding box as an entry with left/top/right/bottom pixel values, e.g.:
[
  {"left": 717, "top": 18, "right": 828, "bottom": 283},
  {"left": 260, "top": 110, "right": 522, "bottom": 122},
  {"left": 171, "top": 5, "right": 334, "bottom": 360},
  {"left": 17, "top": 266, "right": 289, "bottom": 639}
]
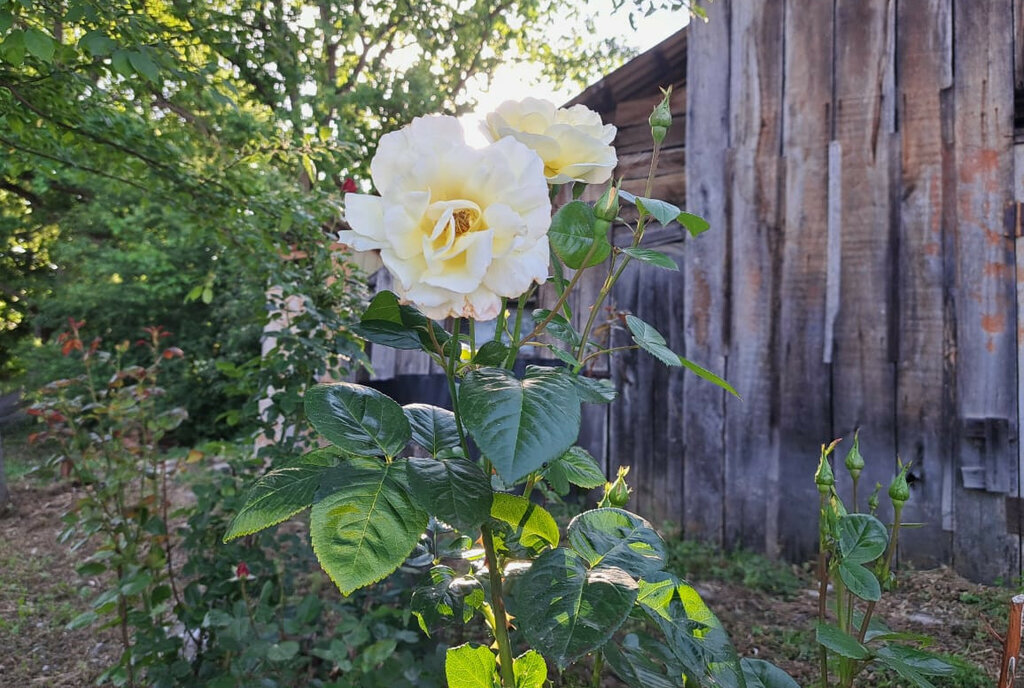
[{"left": 365, "top": 0, "right": 1024, "bottom": 582}]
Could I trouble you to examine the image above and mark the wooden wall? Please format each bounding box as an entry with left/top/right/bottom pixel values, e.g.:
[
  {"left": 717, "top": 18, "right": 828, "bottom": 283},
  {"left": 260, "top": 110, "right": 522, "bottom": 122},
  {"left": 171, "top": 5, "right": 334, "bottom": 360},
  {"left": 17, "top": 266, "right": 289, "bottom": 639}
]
[{"left": 367, "top": 1, "right": 1024, "bottom": 582}]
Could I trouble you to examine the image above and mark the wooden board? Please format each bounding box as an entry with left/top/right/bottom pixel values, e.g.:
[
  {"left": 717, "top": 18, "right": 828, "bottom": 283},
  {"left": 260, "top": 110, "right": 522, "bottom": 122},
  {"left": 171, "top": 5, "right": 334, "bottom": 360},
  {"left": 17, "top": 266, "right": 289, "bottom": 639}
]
[
  {"left": 830, "top": 0, "right": 898, "bottom": 531},
  {"left": 776, "top": 0, "right": 835, "bottom": 562},
  {"left": 723, "top": 0, "right": 785, "bottom": 554},
  {"left": 683, "top": 0, "right": 730, "bottom": 546},
  {"left": 894, "top": 0, "right": 954, "bottom": 567},
  {"left": 951, "top": 0, "right": 1020, "bottom": 583}
]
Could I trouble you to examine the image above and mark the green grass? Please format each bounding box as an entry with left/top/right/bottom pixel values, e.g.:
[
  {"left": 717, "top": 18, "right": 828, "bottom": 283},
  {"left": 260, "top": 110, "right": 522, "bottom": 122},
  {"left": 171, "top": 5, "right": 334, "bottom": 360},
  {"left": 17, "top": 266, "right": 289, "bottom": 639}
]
[
  {"left": 663, "top": 536, "right": 807, "bottom": 599},
  {"left": 2, "top": 423, "right": 53, "bottom": 483}
]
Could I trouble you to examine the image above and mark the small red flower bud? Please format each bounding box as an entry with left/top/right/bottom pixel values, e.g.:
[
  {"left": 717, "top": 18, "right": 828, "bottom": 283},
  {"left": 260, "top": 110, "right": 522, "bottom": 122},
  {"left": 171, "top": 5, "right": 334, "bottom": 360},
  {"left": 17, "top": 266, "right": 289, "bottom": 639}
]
[
  {"left": 162, "top": 347, "right": 184, "bottom": 359},
  {"left": 341, "top": 177, "right": 358, "bottom": 193},
  {"left": 236, "top": 562, "right": 250, "bottom": 578}
]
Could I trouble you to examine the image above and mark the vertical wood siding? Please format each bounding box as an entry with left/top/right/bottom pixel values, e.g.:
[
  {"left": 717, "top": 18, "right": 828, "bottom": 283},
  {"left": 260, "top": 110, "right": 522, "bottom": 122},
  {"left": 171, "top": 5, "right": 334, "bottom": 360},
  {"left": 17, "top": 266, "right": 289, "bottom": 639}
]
[{"left": 365, "top": 1, "right": 1023, "bottom": 581}]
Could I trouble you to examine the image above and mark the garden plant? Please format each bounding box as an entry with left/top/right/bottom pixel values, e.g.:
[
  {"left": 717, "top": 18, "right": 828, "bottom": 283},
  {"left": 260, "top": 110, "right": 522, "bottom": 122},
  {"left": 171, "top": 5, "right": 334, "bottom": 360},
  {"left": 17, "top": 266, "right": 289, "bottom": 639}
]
[
  {"left": 225, "top": 91, "right": 805, "bottom": 687},
  {"left": 812, "top": 433, "right": 954, "bottom": 688}
]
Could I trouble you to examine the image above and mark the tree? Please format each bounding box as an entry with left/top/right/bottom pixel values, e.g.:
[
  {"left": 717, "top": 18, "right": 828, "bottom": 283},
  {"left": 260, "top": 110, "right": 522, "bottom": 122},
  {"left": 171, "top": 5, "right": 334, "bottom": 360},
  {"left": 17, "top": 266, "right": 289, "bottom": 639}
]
[{"left": 0, "top": 0, "right": 635, "bottom": 437}]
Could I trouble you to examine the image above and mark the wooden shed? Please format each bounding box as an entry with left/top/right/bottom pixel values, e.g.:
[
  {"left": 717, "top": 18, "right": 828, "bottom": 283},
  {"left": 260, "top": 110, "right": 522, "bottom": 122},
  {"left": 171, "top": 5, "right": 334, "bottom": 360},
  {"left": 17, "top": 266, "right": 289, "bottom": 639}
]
[{"left": 368, "top": 0, "right": 1024, "bottom": 583}]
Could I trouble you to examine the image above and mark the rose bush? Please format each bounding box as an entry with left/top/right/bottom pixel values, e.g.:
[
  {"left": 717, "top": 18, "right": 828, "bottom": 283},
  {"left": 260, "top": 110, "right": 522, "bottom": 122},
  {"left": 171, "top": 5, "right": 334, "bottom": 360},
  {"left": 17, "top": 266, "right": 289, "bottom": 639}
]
[
  {"left": 339, "top": 115, "right": 551, "bottom": 320},
  {"left": 482, "top": 97, "right": 618, "bottom": 185}
]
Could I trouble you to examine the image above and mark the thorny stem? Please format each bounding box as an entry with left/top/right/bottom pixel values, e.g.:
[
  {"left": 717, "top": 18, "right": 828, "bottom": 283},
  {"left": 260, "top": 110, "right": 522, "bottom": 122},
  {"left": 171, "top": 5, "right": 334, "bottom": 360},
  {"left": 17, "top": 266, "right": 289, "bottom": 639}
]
[
  {"left": 575, "top": 139, "right": 663, "bottom": 366},
  {"left": 439, "top": 320, "right": 516, "bottom": 686},
  {"left": 817, "top": 492, "right": 830, "bottom": 688},
  {"left": 857, "top": 505, "right": 903, "bottom": 642}
]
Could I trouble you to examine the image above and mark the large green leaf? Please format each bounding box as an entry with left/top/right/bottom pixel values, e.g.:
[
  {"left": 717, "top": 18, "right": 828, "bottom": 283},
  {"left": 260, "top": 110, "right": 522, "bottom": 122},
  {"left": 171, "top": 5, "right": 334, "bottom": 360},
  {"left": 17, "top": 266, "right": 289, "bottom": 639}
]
[
  {"left": 549, "top": 200, "right": 612, "bottom": 269},
  {"left": 601, "top": 633, "right": 682, "bottom": 688},
  {"left": 741, "top": 659, "right": 801, "bottom": 688},
  {"left": 352, "top": 290, "right": 450, "bottom": 352},
  {"left": 310, "top": 459, "right": 427, "bottom": 595},
  {"left": 875, "top": 645, "right": 954, "bottom": 685},
  {"left": 565, "top": 373, "right": 618, "bottom": 404},
  {"left": 513, "top": 650, "right": 548, "bottom": 688},
  {"left": 305, "top": 383, "right": 410, "bottom": 457},
  {"left": 837, "top": 513, "right": 888, "bottom": 564},
  {"left": 544, "top": 446, "right": 607, "bottom": 495},
  {"left": 407, "top": 456, "right": 493, "bottom": 531},
  {"left": 567, "top": 508, "right": 667, "bottom": 578},
  {"left": 224, "top": 448, "right": 339, "bottom": 541},
  {"left": 445, "top": 644, "right": 499, "bottom": 688},
  {"left": 411, "top": 565, "right": 483, "bottom": 635},
  {"left": 403, "top": 403, "right": 460, "bottom": 455},
  {"left": 815, "top": 623, "right": 870, "bottom": 660},
  {"left": 838, "top": 560, "right": 881, "bottom": 601},
  {"left": 460, "top": 367, "right": 580, "bottom": 483},
  {"left": 510, "top": 548, "right": 638, "bottom": 669},
  {"left": 490, "top": 492, "right": 559, "bottom": 551}
]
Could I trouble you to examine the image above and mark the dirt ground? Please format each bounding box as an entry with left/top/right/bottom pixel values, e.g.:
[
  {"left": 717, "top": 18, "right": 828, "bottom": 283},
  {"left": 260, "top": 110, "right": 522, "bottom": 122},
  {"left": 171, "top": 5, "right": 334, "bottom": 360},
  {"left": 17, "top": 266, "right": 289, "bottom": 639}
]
[{"left": 0, "top": 475, "right": 1012, "bottom": 687}]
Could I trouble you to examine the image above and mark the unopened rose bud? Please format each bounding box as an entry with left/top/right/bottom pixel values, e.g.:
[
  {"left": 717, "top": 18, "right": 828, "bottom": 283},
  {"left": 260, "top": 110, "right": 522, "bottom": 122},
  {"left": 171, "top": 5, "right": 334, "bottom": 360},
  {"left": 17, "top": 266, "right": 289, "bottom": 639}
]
[
  {"left": 814, "top": 444, "right": 835, "bottom": 495},
  {"left": 600, "top": 466, "right": 632, "bottom": 508},
  {"left": 649, "top": 86, "right": 673, "bottom": 144},
  {"left": 236, "top": 562, "right": 250, "bottom": 578},
  {"left": 868, "top": 483, "right": 882, "bottom": 513},
  {"left": 844, "top": 429, "right": 865, "bottom": 481},
  {"left": 594, "top": 184, "right": 620, "bottom": 224},
  {"left": 888, "top": 459, "right": 911, "bottom": 507}
]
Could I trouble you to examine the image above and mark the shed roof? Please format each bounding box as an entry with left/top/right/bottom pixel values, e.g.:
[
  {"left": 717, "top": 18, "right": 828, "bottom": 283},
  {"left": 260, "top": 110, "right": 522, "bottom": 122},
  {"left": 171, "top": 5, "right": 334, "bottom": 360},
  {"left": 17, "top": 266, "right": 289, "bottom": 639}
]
[{"left": 567, "top": 27, "right": 687, "bottom": 114}]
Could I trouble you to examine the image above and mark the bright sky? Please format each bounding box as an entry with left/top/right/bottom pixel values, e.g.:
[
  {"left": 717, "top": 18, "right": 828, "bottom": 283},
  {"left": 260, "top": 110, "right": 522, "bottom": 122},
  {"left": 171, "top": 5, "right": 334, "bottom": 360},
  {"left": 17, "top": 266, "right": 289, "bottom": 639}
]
[{"left": 460, "top": 1, "right": 688, "bottom": 145}]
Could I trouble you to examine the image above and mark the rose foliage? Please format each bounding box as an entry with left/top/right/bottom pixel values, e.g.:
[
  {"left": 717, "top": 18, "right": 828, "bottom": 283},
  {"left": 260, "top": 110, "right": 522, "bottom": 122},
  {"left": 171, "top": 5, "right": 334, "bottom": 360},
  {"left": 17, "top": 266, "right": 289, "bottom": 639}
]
[{"left": 226, "top": 94, "right": 796, "bottom": 688}]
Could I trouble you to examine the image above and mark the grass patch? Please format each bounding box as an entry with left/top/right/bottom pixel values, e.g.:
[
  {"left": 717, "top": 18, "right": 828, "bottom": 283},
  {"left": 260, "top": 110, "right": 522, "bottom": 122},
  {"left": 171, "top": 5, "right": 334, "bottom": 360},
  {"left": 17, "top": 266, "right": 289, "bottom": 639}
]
[{"left": 663, "top": 536, "right": 806, "bottom": 599}]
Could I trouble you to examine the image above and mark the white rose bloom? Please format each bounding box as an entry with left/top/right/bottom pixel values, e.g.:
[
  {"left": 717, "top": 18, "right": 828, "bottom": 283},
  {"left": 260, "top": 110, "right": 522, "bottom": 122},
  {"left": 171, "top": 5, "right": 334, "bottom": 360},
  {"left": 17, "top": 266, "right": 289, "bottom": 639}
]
[
  {"left": 339, "top": 115, "right": 551, "bottom": 321},
  {"left": 482, "top": 97, "right": 617, "bottom": 185}
]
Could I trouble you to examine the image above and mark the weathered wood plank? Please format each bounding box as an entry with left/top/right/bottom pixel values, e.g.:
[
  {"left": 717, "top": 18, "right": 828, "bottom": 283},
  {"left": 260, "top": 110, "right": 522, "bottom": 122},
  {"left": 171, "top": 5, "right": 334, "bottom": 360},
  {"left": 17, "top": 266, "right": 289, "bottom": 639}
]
[
  {"left": 615, "top": 119, "right": 686, "bottom": 153},
  {"left": 724, "top": 0, "right": 785, "bottom": 553},
  {"left": 616, "top": 147, "right": 686, "bottom": 183},
  {"left": 777, "top": 0, "right": 834, "bottom": 562},
  {"left": 895, "top": 0, "right": 954, "bottom": 567},
  {"left": 613, "top": 88, "right": 686, "bottom": 128},
  {"left": 830, "top": 0, "right": 898, "bottom": 532},
  {"left": 683, "top": 0, "right": 729, "bottom": 546},
  {"left": 952, "top": 0, "right": 1019, "bottom": 583}
]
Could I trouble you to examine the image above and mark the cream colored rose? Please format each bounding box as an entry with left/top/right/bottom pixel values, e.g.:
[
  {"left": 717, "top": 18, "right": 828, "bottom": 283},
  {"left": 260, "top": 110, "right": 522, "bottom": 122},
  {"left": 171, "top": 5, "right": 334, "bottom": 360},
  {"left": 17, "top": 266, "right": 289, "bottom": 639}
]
[
  {"left": 482, "top": 98, "right": 617, "bottom": 185},
  {"left": 339, "top": 115, "right": 551, "bottom": 321}
]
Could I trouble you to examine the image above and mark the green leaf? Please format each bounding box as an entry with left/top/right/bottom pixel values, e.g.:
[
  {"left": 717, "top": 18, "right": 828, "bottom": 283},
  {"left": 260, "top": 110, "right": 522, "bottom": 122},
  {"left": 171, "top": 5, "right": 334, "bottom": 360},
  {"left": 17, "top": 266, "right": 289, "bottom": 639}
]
[
  {"left": 353, "top": 290, "right": 450, "bottom": 353},
  {"left": 445, "top": 644, "right": 499, "bottom": 688},
  {"left": 815, "top": 623, "right": 870, "bottom": 659},
  {"left": 305, "top": 382, "right": 410, "bottom": 457},
  {"left": 23, "top": 27, "right": 54, "bottom": 62},
  {"left": 224, "top": 448, "right": 339, "bottom": 541},
  {"left": 837, "top": 513, "right": 888, "bottom": 564},
  {"left": 513, "top": 650, "right": 547, "bottom": 688},
  {"left": 549, "top": 201, "right": 611, "bottom": 269},
  {"left": 544, "top": 446, "right": 606, "bottom": 495},
  {"left": 407, "top": 457, "right": 492, "bottom": 531},
  {"left": 679, "top": 212, "right": 711, "bottom": 237},
  {"left": 411, "top": 565, "right": 482, "bottom": 633},
  {"left": 2, "top": 29, "right": 25, "bottom": 66},
  {"left": 565, "top": 373, "right": 617, "bottom": 404},
  {"left": 635, "top": 197, "right": 680, "bottom": 226},
  {"left": 127, "top": 49, "right": 160, "bottom": 82},
  {"left": 876, "top": 645, "right": 954, "bottom": 677},
  {"left": 474, "top": 340, "right": 510, "bottom": 366},
  {"left": 66, "top": 610, "right": 99, "bottom": 630},
  {"left": 0, "top": 10, "right": 12, "bottom": 34},
  {"left": 625, "top": 315, "right": 680, "bottom": 367},
  {"left": 838, "top": 560, "right": 882, "bottom": 601},
  {"left": 873, "top": 647, "right": 949, "bottom": 688},
  {"left": 403, "top": 403, "right": 459, "bottom": 455},
  {"left": 79, "top": 30, "right": 116, "bottom": 57},
  {"left": 509, "top": 548, "right": 638, "bottom": 670},
  {"left": 679, "top": 356, "right": 741, "bottom": 398},
  {"left": 267, "top": 641, "right": 300, "bottom": 662},
  {"left": 110, "top": 49, "right": 132, "bottom": 77},
  {"left": 490, "top": 492, "right": 559, "bottom": 551},
  {"left": 531, "top": 309, "right": 580, "bottom": 347},
  {"left": 567, "top": 508, "right": 667, "bottom": 578},
  {"left": 741, "top": 659, "right": 801, "bottom": 688},
  {"left": 602, "top": 632, "right": 682, "bottom": 688},
  {"left": 621, "top": 247, "right": 679, "bottom": 270},
  {"left": 460, "top": 367, "right": 580, "bottom": 483},
  {"left": 310, "top": 459, "right": 427, "bottom": 595}
]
